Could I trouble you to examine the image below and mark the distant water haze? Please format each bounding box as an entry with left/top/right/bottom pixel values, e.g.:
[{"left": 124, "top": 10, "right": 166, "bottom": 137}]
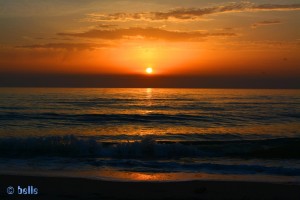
[{"left": 0, "top": 73, "right": 299, "bottom": 88}]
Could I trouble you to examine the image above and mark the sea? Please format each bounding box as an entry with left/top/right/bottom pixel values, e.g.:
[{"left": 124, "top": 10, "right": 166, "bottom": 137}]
[{"left": 0, "top": 88, "right": 300, "bottom": 182}]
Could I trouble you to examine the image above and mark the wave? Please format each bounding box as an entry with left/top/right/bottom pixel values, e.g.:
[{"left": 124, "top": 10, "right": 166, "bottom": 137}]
[
  {"left": 87, "top": 159, "right": 300, "bottom": 176},
  {"left": 0, "top": 112, "right": 229, "bottom": 125},
  {"left": 83, "top": 133, "right": 276, "bottom": 142},
  {"left": 1, "top": 135, "right": 300, "bottom": 159},
  {"left": 1, "top": 111, "right": 299, "bottom": 127}
]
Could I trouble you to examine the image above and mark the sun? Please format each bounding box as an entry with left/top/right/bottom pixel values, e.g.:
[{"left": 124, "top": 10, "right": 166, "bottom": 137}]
[{"left": 146, "top": 67, "right": 153, "bottom": 74}]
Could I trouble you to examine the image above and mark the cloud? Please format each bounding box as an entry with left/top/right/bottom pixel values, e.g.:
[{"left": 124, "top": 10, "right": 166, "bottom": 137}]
[
  {"left": 251, "top": 20, "right": 281, "bottom": 28},
  {"left": 96, "top": 24, "right": 118, "bottom": 29},
  {"left": 17, "top": 43, "right": 108, "bottom": 50},
  {"left": 253, "top": 4, "right": 300, "bottom": 11},
  {"left": 57, "top": 27, "right": 236, "bottom": 41},
  {"left": 86, "top": 2, "right": 300, "bottom": 21}
]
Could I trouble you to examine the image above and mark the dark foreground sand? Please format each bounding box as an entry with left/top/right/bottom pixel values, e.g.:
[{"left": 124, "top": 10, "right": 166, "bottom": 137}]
[{"left": 1, "top": 175, "right": 300, "bottom": 200}]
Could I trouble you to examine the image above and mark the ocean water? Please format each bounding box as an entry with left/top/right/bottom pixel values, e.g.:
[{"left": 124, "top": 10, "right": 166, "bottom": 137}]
[{"left": 0, "top": 88, "right": 300, "bottom": 182}]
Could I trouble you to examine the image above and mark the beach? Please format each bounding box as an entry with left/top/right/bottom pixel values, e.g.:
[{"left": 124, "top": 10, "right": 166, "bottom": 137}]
[{"left": 1, "top": 174, "right": 300, "bottom": 200}]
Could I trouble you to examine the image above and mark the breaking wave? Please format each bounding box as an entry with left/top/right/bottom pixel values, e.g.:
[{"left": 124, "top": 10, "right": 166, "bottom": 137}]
[{"left": 1, "top": 135, "right": 300, "bottom": 159}]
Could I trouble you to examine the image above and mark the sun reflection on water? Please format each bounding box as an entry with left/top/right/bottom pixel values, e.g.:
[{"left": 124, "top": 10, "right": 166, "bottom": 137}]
[
  {"left": 143, "top": 88, "right": 153, "bottom": 114},
  {"left": 146, "top": 88, "right": 152, "bottom": 99}
]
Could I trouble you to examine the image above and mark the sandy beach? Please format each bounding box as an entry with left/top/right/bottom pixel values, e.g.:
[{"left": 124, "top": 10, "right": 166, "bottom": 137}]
[{"left": 0, "top": 174, "right": 300, "bottom": 200}]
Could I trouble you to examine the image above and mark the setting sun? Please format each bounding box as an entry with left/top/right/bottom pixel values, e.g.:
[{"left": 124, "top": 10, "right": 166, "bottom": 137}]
[{"left": 146, "top": 67, "right": 153, "bottom": 74}]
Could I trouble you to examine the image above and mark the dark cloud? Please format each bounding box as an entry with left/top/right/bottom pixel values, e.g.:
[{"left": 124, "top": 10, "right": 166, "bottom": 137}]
[
  {"left": 96, "top": 24, "right": 118, "bottom": 28},
  {"left": 17, "top": 43, "right": 108, "bottom": 50},
  {"left": 253, "top": 4, "right": 300, "bottom": 10},
  {"left": 251, "top": 20, "right": 281, "bottom": 28},
  {"left": 58, "top": 27, "right": 236, "bottom": 41},
  {"left": 87, "top": 2, "right": 300, "bottom": 21}
]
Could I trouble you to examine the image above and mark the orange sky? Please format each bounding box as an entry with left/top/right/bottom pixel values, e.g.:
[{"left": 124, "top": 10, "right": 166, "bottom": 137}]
[{"left": 0, "top": 0, "right": 299, "bottom": 87}]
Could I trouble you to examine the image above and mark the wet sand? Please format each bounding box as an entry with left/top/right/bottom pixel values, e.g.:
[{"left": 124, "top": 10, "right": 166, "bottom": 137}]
[{"left": 1, "top": 174, "right": 300, "bottom": 200}]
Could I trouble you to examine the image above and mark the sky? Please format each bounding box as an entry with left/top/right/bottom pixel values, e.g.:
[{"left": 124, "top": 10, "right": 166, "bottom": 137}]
[{"left": 0, "top": 0, "right": 299, "bottom": 88}]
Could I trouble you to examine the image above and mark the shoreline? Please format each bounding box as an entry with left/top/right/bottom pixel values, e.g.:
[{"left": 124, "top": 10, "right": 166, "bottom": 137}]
[{"left": 1, "top": 174, "right": 300, "bottom": 200}]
